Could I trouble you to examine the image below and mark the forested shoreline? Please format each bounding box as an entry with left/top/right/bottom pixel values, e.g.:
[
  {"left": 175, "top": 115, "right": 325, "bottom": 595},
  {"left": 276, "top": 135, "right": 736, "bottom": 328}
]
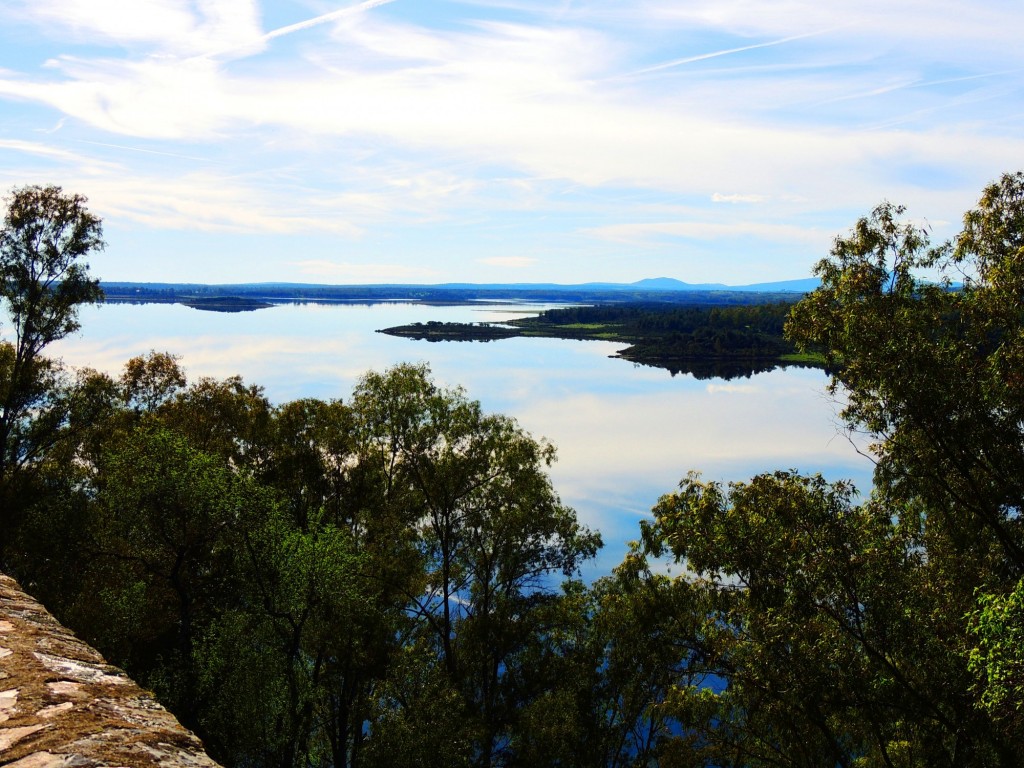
[
  {"left": 380, "top": 301, "right": 818, "bottom": 378},
  {"left": 4, "top": 175, "right": 1024, "bottom": 766},
  {"left": 108, "top": 279, "right": 818, "bottom": 377}
]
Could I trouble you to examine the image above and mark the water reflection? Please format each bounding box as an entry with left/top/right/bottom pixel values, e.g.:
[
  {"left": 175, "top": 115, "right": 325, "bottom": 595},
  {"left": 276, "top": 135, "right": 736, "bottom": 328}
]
[
  {"left": 47, "top": 301, "right": 874, "bottom": 577},
  {"left": 624, "top": 356, "right": 811, "bottom": 380}
]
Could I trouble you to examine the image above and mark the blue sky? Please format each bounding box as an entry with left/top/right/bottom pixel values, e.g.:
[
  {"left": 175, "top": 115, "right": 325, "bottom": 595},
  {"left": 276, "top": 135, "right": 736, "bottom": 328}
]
[{"left": 0, "top": 0, "right": 1021, "bottom": 285}]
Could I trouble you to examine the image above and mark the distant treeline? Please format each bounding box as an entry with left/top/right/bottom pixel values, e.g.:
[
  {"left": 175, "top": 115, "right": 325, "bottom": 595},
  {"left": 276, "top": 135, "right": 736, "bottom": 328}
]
[
  {"left": 518, "top": 301, "right": 791, "bottom": 349},
  {"left": 10, "top": 176, "right": 1024, "bottom": 768},
  {"left": 100, "top": 281, "right": 808, "bottom": 309},
  {"left": 381, "top": 301, "right": 818, "bottom": 378},
  {"left": 515, "top": 301, "right": 812, "bottom": 377}
]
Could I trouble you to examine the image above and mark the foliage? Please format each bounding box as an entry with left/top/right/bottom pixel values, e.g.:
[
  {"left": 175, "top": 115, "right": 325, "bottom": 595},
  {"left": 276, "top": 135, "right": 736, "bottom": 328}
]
[
  {"left": 350, "top": 363, "right": 601, "bottom": 766},
  {"left": 382, "top": 301, "right": 811, "bottom": 378},
  {"left": 0, "top": 185, "right": 104, "bottom": 564},
  {"left": 787, "top": 179, "right": 1024, "bottom": 572},
  {"left": 638, "top": 472, "right": 1005, "bottom": 766},
  {"left": 4, "top": 350, "right": 602, "bottom": 768},
  {"left": 609, "top": 172, "right": 1024, "bottom": 766},
  {"left": 969, "top": 579, "right": 1024, "bottom": 731},
  {"left": 9, "top": 174, "right": 1024, "bottom": 767},
  {"left": 0, "top": 184, "right": 104, "bottom": 364}
]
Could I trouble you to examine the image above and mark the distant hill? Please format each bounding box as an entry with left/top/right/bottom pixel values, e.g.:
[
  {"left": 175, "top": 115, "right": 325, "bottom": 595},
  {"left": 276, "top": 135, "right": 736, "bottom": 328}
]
[
  {"left": 99, "top": 278, "right": 821, "bottom": 311},
  {"left": 364, "top": 277, "right": 818, "bottom": 293},
  {"left": 626, "top": 277, "right": 820, "bottom": 293},
  {"left": 101, "top": 277, "right": 819, "bottom": 294}
]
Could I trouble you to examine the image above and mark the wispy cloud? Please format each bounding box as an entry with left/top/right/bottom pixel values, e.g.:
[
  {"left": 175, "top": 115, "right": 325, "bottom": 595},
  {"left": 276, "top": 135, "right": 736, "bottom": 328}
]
[
  {"left": 196, "top": 0, "right": 401, "bottom": 61},
  {"left": 587, "top": 220, "right": 833, "bottom": 247},
  {"left": 712, "top": 193, "right": 768, "bottom": 204},
  {"left": 478, "top": 257, "right": 538, "bottom": 268},
  {"left": 5, "top": 0, "right": 264, "bottom": 57},
  {"left": 80, "top": 172, "right": 366, "bottom": 235},
  {"left": 629, "top": 27, "right": 838, "bottom": 76},
  {"left": 264, "top": 0, "right": 398, "bottom": 42},
  {"left": 75, "top": 140, "right": 220, "bottom": 163},
  {"left": 291, "top": 259, "right": 438, "bottom": 282},
  {"left": 0, "top": 0, "right": 1021, "bottom": 283},
  {"left": 0, "top": 138, "right": 84, "bottom": 162}
]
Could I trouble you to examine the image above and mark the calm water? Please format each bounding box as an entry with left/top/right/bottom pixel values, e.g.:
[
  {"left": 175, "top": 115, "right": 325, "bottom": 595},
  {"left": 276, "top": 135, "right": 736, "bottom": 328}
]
[{"left": 45, "top": 301, "right": 874, "bottom": 577}]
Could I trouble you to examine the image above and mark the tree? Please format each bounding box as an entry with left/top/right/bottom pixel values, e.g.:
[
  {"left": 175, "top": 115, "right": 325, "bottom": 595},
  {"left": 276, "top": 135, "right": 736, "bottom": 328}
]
[
  {"left": 0, "top": 185, "right": 104, "bottom": 523},
  {"left": 776, "top": 172, "right": 1024, "bottom": 762},
  {"left": 636, "top": 471, "right": 1007, "bottom": 767},
  {"left": 787, "top": 179, "right": 1024, "bottom": 573},
  {"left": 602, "top": 173, "right": 1024, "bottom": 767},
  {"left": 350, "top": 364, "right": 601, "bottom": 767},
  {"left": 251, "top": 394, "right": 422, "bottom": 768},
  {"left": 0, "top": 185, "right": 104, "bottom": 367},
  {"left": 968, "top": 579, "right": 1024, "bottom": 734},
  {"left": 82, "top": 426, "right": 259, "bottom": 723},
  {"left": 511, "top": 567, "right": 709, "bottom": 768},
  {"left": 120, "top": 350, "right": 187, "bottom": 413},
  {"left": 195, "top": 505, "right": 367, "bottom": 768}
]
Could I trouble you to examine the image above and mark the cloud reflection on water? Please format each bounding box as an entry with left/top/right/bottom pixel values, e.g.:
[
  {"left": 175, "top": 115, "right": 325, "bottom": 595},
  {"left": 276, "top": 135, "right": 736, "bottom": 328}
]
[{"left": 46, "top": 301, "right": 874, "bottom": 577}]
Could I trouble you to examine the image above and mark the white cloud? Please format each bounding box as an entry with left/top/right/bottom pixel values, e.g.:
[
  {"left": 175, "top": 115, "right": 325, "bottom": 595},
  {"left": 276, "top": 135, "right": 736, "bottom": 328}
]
[
  {"left": 77, "top": 172, "right": 364, "bottom": 235},
  {"left": 587, "top": 220, "right": 833, "bottom": 247},
  {"left": 0, "top": 0, "right": 1021, "bottom": 282},
  {"left": 7, "top": 0, "right": 264, "bottom": 57},
  {"left": 1, "top": 4, "right": 1018, "bottom": 202},
  {"left": 706, "top": 383, "right": 758, "bottom": 394},
  {"left": 291, "top": 260, "right": 438, "bottom": 282},
  {"left": 0, "top": 138, "right": 87, "bottom": 162},
  {"left": 478, "top": 257, "right": 538, "bottom": 268},
  {"left": 712, "top": 193, "right": 768, "bottom": 204}
]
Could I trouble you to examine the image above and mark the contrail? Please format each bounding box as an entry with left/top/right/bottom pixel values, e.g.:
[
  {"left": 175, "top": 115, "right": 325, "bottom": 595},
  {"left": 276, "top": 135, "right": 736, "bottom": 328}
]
[
  {"left": 76, "top": 140, "right": 219, "bottom": 163},
  {"left": 195, "top": 0, "right": 399, "bottom": 61},
  {"left": 262, "top": 0, "right": 398, "bottom": 43},
  {"left": 630, "top": 27, "right": 840, "bottom": 76},
  {"left": 816, "top": 68, "right": 1022, "bottom": 106}
]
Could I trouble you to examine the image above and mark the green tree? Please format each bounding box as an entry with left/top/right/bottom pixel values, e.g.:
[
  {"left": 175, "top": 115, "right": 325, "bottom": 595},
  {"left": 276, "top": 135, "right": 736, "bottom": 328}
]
[
  {"left": 0, "top": 362, "right": 122, "bottom": 595},
  {"left": 195, "top": 506, "right": 366, "bottom": 768},
  {"left": 120, "top": 350, "right": 187, "bottom": 412},
  {"left": 0, "top": 185, "right": 104, "bottom": 482},
  {"left": 637, "top": 471, "right": 1010, "bottom": 767},
  {"left": 161, "top": 373, "right": 272, "bottom": 468},
  {"left": 0, "top": 185, "right": 104, "bottom": 362},
  {"left": 254, "top": 394, "right": 423, "bottom": 768},
  {"left": 512, "top": 567, "right": 709, "bottom": 768},
  {"left": 787, "top": 178, "right": 1024, "bottom": 572},
  {"left": 80, "top": 426, "right": 263, "bottom": 724},
  {"left": 350, "top": 364, "right": 601, "bottom": 767},
  {"left": 784, "top": 173, "right": 1024, "bottom": 753},
  {"left": 599, "top": 173, "right": 1024, "bottom": 767},
  {"left": 968, "top": 578, "right": 1024, "bottom": 734}
]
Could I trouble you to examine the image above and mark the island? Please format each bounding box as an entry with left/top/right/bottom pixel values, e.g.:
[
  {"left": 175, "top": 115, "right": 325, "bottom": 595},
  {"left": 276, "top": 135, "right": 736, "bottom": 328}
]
[
  {"left": 98, "top": 279, "right": 826, "bottom": 377},
  {"left": 378, "top": 301, "right": 825, "bottom": 378}
]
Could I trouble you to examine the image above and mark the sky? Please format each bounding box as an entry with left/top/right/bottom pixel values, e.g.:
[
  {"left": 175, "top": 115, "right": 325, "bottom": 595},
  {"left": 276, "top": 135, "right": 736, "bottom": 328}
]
[{"left": 0, "top": 1, "right": 1022, "bottom": 286}]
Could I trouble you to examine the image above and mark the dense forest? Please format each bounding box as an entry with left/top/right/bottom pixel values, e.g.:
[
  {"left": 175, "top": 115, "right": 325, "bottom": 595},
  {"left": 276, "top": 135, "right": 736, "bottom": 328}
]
[
  {"left": 514, "top": 301, "right": 808, "bottom": 375},
  {"left": 380, "top": 301, "right": 814, "bottom": 378},
  {"left": 3, "top": 174, "right": 1024, "bottom": 767}
]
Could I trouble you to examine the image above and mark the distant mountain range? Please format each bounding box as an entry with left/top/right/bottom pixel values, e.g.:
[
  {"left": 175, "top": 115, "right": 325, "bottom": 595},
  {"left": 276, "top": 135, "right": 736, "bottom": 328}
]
[
  {"left": 627, "top": 277, "right": 820, "bottom": 292},
  {"left": 102, "top": 277, "right": 820, "bottom": 294},
  {"left": 442, "top": 277, "right": 823, "bottom": 293}
]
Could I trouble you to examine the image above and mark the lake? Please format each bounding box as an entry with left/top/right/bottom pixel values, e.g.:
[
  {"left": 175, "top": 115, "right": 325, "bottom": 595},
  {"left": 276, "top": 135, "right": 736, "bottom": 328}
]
[{"left": 46, "top": 300, "right": 875, "bottom": 577}]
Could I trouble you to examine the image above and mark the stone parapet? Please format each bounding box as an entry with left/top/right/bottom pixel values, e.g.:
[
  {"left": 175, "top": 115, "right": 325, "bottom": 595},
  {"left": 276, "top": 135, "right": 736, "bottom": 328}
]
[{"left": 0, "top": 572, "right": 221, "bottom": 768}]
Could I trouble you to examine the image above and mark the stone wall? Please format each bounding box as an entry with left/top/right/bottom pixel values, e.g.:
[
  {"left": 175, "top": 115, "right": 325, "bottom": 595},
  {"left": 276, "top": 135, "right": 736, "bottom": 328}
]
[{"left": 0, "top": 572, "right": 221, "bottom": 768}]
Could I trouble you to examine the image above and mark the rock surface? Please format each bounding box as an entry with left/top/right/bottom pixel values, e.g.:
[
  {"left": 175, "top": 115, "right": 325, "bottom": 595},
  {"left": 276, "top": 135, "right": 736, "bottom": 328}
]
[{"left": 0, "top": 573, "right": 221, "bottom": 767}]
